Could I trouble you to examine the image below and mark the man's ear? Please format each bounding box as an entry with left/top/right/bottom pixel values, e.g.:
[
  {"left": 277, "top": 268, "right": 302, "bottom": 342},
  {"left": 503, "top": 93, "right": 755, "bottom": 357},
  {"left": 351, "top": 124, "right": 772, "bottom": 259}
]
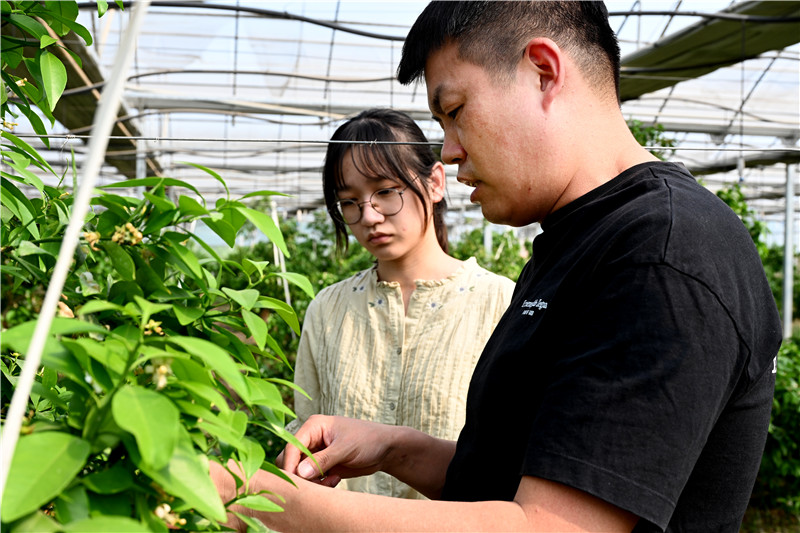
[
  {"left": 523, "top": 37, "right": 563, "bottom": 108},
  {"left": 427, "top": 162, "right": 447, "bottom": 203}
]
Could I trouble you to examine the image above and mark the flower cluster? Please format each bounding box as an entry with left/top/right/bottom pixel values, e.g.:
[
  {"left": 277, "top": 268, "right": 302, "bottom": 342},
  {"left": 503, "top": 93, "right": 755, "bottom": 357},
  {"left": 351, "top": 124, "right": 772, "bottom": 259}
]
[
  {"left": 154, "top": 503, "right": 186, "bottom": 527},
  {"left": 83, "top": 231, "right": 101, "bottom": 251},
  {"left": 111, "top": 222, "right": 143, "bottom": 246},
  {"left": 144, "top": 358, "right": 172, "bottom": 390},
  {"left": 143, "top": 319, "right": 164, "bottom": 336}
]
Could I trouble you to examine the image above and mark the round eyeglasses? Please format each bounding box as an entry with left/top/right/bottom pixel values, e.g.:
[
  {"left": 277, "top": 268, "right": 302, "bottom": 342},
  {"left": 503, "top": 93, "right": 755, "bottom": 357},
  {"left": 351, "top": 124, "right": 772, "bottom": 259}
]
[{"left": 333, "top": 185, "right": 409, "bottom": 225}]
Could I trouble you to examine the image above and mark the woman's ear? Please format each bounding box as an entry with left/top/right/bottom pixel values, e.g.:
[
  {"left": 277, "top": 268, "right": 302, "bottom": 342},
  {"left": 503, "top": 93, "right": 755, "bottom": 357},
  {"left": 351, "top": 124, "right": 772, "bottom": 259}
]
[
  {"left": 523, "top": 37, "right": 564, "bottom": 108},
  {"left": 427, "top": 162, "right": 447, "bottom": 203}
]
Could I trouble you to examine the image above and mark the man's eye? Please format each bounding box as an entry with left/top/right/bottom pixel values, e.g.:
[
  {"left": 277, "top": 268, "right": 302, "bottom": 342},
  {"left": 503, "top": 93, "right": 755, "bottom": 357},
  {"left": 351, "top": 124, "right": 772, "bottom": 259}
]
[{"left": 447, "top": 106, "right": 461, "bottom": 120}]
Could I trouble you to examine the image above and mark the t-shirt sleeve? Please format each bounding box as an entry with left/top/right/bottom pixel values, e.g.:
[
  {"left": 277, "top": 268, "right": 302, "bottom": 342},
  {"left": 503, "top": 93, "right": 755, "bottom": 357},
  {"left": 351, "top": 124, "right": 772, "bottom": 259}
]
[{"left": 521, "top": 262, "right": 745, "bottom": 528}]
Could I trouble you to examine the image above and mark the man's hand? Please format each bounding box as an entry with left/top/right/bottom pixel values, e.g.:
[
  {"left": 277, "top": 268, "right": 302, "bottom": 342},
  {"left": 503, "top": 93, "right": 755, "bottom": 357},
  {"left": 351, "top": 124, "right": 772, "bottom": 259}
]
[
  {"left": 277, "top": 415, "right": 395, "bottom": 486},
  {"left": 278, "top": 415, "right": 457, "bottom": 499}
]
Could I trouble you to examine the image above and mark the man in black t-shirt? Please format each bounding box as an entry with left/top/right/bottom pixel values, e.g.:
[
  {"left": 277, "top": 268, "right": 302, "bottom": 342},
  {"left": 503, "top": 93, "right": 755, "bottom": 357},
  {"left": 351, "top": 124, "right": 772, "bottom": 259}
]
[{"left": 211, "top": 3, "right": 782, "bottom": 531}]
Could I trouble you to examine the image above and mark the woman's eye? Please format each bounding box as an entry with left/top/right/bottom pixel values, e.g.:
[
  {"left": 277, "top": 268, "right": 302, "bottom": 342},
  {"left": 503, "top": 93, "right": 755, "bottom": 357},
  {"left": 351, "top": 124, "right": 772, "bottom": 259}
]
[
  {"left": 338, "top": 199, "right": 357, "bottom": 207},
  {"left": 374, "top": 188, "right": 396, "bottom": 198}
]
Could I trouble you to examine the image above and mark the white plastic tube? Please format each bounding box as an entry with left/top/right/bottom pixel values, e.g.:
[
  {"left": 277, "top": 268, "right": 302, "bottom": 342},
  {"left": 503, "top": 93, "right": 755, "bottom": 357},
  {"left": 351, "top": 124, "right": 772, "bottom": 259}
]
[{"left": 0, "top": 0, "right": 152, "bottom": 504}]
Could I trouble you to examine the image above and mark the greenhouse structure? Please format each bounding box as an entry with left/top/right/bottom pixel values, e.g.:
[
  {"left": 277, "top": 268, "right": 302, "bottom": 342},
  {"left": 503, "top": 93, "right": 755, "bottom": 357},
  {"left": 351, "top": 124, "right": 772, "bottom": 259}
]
[{"left": 1, "top": 0, "right": 799, "bottom": 531}]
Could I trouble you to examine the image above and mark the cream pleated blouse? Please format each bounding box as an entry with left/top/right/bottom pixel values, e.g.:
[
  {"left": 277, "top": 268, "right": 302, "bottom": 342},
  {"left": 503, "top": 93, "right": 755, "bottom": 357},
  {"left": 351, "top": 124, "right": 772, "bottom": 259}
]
[{"left": 290, "top": 257, "right": 515, "bottom": 499}]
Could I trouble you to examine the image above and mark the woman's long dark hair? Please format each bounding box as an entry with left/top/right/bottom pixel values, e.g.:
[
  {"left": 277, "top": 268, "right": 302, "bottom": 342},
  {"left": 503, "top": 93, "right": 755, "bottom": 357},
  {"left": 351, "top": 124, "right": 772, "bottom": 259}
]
[{"left": 322, "top": 108, "right": 448, "bottom": 254}]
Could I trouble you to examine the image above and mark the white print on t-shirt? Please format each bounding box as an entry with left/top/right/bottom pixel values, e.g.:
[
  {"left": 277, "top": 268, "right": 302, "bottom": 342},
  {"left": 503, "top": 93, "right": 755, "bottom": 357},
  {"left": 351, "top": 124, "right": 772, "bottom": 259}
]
[
  {"left": 520, "top": 298, "right": 548, "bottom": 317},
  {"left": 773, "top": 356, "right": 778, "bottom": 374}
]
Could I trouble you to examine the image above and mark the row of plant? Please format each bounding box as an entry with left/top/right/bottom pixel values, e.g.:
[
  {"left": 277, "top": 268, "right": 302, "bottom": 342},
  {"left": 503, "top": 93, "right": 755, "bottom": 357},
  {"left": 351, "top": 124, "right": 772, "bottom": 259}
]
[{"left": 2, "top": 1, "right": 313, "bottom": 531}]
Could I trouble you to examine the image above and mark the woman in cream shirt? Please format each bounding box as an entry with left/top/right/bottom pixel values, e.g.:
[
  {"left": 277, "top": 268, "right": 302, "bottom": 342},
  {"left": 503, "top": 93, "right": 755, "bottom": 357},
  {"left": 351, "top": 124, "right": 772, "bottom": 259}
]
[{"left": 289, "top": 108, "right": 514, "bottom": 499}]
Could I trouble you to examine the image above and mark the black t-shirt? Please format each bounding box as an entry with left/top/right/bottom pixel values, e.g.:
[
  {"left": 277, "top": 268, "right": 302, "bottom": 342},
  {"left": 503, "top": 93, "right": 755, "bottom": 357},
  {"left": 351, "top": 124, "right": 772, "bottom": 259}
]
[{"left": 441, "top": 162, "right": 781, "bottom": 532}]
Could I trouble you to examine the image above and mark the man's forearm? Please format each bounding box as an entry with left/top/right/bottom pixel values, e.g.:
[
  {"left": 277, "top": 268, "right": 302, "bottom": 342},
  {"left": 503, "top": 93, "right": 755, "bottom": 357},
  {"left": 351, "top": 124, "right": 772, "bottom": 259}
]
[{"left": 380, "top": 425, "right": 457, "bottom": 499}]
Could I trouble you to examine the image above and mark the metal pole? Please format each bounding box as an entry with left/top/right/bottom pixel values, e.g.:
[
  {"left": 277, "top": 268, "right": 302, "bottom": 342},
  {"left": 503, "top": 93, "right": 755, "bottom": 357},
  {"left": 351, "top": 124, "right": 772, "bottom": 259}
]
[{"left": 784, "top": 164, "right": 796, "bottom": 339}]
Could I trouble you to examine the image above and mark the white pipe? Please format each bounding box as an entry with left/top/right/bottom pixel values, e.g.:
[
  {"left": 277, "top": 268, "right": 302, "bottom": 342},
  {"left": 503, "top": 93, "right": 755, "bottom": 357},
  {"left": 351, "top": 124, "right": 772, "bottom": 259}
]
[{"left": 0, "top": 0, "right": 151, "bottom": 503}]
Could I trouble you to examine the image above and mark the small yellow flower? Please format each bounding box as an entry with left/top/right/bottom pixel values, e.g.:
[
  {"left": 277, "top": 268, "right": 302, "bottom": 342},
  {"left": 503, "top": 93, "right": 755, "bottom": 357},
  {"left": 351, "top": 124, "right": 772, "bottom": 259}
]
[
  {"left": 143, "top": 319, "right": 164, "bottom": 336},
  {"left": 111, "top": 223, "right": 143, "bottom": 245},
  {"left": 57, "top": 301, "right": 74, "bottom": 318},
  {"left": 154, "top": 503, "right": 186, "bottom": 527},
  {"left": 83, "top": 231, "right": 101, "bottom": 251}
]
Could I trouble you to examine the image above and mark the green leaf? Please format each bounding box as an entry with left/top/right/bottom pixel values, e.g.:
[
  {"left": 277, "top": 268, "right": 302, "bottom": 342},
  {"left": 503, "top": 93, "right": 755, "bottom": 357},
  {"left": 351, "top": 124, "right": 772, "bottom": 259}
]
[
  {"left": 222, "top": 287, "right": 259, "bottom": 311},
  {"left": 136, "top": 430, "right": 227, "bottom": 522},
  {"left": 242, "top": 308, "right": 267, "bottom": 350},
  {"left": 62, "top": 516, "right": 149, "bottom": 532},
  {"left": 237, "top": 437, "right": 266, "bottom": 480},
  {"left": 101, "top": 241, "right": 135, "bottom": 281},
  {"left": 163, "top": 238, "right": 203, "bottom": 280},
  {"left": 0, "top": 317, "right": 107, "bottom": 353},
  {"left": 40, "top": 35, "right": 58, "bottom": 48},
  {"left": 78, "top": 299, "right": 127, "bottom": 316},
  {"left": 173, "top": 303, "right": 204, "bottom": 326},
  {"left": 175, "top": 380, "right": 230, "bottom": 413},
  {"left": 2, "top": 176, "right": 41, "bottom": 240},
  {"left": 99, "top": 177, "right": 201, "bottom": 198},
  {"left": 112, "top": 385, "right": 179, "bottom": 470},
  {"left": 97, "top": 0, "right": 109, "bottom": 17},
  {"left": 241, "top": 258, "right": 270, "bottom": 278},
  {"left": 81, "top": 462, "right": 134, "bottom": 494},
  {"left": 133, "top": 296, "right": 171, "bottom": 327},
  {"left": 1, "top": 431, "right": 91, "bottom": 523},
  {"left": 231, "top": 512, "right": 270, "bottom": 532},
  {"left": 54, "top": 485, "right": 89, "bottom": 524},
  {"left": 63, "top": 337, "right": 127, "bottom": 377},
  {"left": 142, "top": 190, "right": 176, "bottom": 212},
  {"left": 39, "top": 50, "right": 67, "bottom": 112},
  {"left": 3, "top": 155, "right": 47, "bottom": 194},
  {"left": 271, "top": 272, "right": 316, "bottom": 299},
  {"left": 168, "top": 336, "right": 250, "bottom": 404},
  {"left": 200, "top": 216, "right": 237, "bottom": 248},
  {"left": 246, "top": 377, "right": 294, "bottom": 417},
  {"left": 179, "top": 161, "right": 229, "bottom": 199},
  {"left": 41, "top": 11, "right": 92, "bottom": 46},
  {"left": 178, "top": 194, "right": 208, "bottom": 216},
  {"left": 234, "top": 494, "right": 284, "bottom": 513},
  {"left": 17, "top": 240, "right": 52, "bottom": 257},
  {"left": 238, "top": 190, "right": 291, "bottom": 201},
  {"left": 267, "top": 377, "right": 312, "bottom": 401},
  {"left": 235, "top": 206, "right": 290, "bottom": 258},
  {"left": 257, "top": 296, "right": 300, "bottom": 335},
  {"left": 7, "top": 510, "right": 62, "bottom": 532},
  {"left": 7, "top": 13, "right": 49, "bottom": 40},
  {"left": 2, "top": 131, "right": 56, "bottom": 173}
]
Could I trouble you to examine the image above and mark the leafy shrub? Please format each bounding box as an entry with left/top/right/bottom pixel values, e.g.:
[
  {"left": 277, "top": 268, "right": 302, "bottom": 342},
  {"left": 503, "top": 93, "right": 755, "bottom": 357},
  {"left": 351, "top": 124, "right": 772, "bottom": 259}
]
[
  {"left": 750, "top": 339, "right": 800, "bottom": 515},
  {"left": 2, "top": 2, "right": 311, "bottom": 530},
  {"left": 0, "top": 153, "right": 314, "bottom": 530},
  {"left": 449, "top": 224, "right": 530, "bottom": 281}
]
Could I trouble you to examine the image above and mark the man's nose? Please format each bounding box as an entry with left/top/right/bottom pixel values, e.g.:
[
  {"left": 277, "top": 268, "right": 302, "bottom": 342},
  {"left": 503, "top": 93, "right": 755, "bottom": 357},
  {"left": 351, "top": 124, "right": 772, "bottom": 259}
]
[{"left": 440, "top": 132, "right": 466, "bottom": 165}]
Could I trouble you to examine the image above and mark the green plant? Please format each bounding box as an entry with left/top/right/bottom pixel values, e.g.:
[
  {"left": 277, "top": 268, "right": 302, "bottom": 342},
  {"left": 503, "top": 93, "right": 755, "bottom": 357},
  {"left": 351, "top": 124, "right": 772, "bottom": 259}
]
[
  {"left": 450, "top": 224, "right": 529, "bottom": 281},
  {"left": 749, "top": 339, "right": 800, "bottom": 515},
  {"left": 1, "top": 151, "right": 317, "bottom": 531},
  {"left": 627, "top": 119, "right": 676, "bottom": 160},
  {"left": 717, "top": 184, "right": 800, "bottom": 517},
  {"left": 2, "top": 1, "right": 312, "bottom": 530},
  {"left": 214, "top": 210, "right": 375, "bottom": 460}
]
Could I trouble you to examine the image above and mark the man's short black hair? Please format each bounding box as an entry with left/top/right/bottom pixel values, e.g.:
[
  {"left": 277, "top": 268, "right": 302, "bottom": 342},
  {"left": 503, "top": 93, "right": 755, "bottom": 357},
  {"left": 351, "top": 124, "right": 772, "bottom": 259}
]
[{"left": 397, "top": 1, "right": 621, "bottom": 101}]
